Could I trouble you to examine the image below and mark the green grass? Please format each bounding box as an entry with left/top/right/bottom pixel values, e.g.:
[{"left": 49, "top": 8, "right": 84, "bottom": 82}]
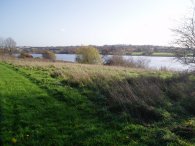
[
  {"left": 0, "top": 63, "right": 119, "bottom": 145},
  {"left": 152, "top": 52, "right": 174, "bottom": 57},
  {"left": 130, "top": 52, "right": 174, "bottom": 57},
  {"left": 131, "top": 52, "right": 144, "bottom": 56},
  {"left": 0, "top": 59, "right": 195, "bottom": 145}
]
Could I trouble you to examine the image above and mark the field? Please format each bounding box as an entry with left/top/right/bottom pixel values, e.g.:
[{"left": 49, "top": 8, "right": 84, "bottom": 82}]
[
  {"left": 131, "top": 52, "right": 174, "bottom": 57},
  {"left": 152, "top": 52, "right": 174, "bottom": 57},
  {"left": 0, "top": 58, "right": 195, "bottom": 145}
]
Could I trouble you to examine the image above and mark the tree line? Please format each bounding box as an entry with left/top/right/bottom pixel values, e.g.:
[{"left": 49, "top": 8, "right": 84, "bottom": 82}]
[{"left": 19, "top": 45, "right": 177, "bottom": 55}]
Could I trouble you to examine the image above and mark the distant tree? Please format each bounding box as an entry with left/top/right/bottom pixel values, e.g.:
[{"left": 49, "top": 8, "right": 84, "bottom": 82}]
[
  {"left": 0, "top": 37, "right": 4, "bottom": 49},
  {"left": 42, "top": 50, "right": 56, "bottom": 61},
  {"left": 0, "top": 38, "right": 4, "bottom": 54},
  {"left": 76, "top": 46, "right": 102, "bottom": 64},
  {"left": 4, "top": 37, "right": 16, "bottom": 55},
  {"left": 142, "top": 48, "right": 154, "bottom": 56}
]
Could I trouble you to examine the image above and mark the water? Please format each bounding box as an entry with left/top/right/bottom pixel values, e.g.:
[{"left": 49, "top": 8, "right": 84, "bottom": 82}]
[
  {"left": 126, "top": 56, "right": 191, "bottom": 71},
  {"left": 56, "top": 54, "right": 76, "bottom": 62},
  {"left": 22, "top": 54, "right": 192, "bottom": 71}
]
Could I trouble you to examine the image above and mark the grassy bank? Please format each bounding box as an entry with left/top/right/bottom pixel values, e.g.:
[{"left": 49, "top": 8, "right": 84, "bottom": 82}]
[
  {"left": 0, "top": 59, "right": 195, "bottom": 145},
  {"left": 131, "top": 52, "right": 174, "bottom": 57}
]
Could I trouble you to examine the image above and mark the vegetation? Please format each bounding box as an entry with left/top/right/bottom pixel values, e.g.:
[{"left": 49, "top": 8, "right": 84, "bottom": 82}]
[
  {"left": 131, "top": 52, "right": 144, "bottom": 56},
  {"left": 76, "top": 46, "right": 102, "bottom": 64},
  {"left": 19, "top": 52, "right": 33, "bottom": 59},
  {"left": 0, "top": 58, "right": 195, "bottom": 145},
  {"left": 152, "top": 52, "right": 174, "bottom": 56},
  {"left": 105, "top": 55, "right": 150, "bottom": 68},
  {"left": 172, "top": 8, "right": 195, "bottom": 65},
  {"left": 105, "top": 55, "right": 132, "bottom": 66},
  {"left": 0, "top": 37, "right": 178, "bottom": 57},
  {"left": 142, "top": 49, "right": 153, "bottom": 56},
  {"left": 0, "top": 37, "right": 16, "bottom": 55},
  {"left": 42, "top": 50, "right": 56, "bottom": 61},
  {"left": 130, "top": 52, "right": 174, "bottom": 56},
  {"left": 16, "top": 45, "right": 176, "bottom": 56}
]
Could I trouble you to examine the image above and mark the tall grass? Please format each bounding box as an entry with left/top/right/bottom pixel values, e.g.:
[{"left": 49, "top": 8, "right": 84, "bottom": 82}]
[
  {"left": 4, "top": 59, "right": 195, "bottom": 120},
  {"left": 2, "top": 59, "right": 174, "bottom": 122}
]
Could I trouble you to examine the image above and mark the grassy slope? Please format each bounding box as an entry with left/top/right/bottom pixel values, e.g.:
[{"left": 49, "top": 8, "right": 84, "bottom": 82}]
[
  {"left": 0, "top": 63, "right": 156, "bottom": 146},
  {"left": 0, "top": 61, "right": 194, "bottom": 145},
  {"left": 0, "top": 63, "right": 118, "bottom": 146}
]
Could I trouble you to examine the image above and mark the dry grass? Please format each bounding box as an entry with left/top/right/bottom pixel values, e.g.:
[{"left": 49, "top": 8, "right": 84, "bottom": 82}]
[
  {"left": 0, "top": 57, "right": 174, "bottom": 90},
  {"left": 3, "top": 57, "right": 195, "bottom": 124},
  {"left": 2, "top": 57, "right": 172, "bottom": 79}
]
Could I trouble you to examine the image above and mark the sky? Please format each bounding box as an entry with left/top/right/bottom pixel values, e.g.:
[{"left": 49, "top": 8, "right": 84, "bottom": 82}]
[{"left": 0, "top": 0, "right": 193, "bottom": 46}]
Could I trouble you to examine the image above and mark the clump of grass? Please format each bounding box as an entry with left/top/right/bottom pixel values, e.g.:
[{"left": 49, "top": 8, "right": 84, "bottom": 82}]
[{"left": 50, "top": 70, "right": 65, "bottom": 78}]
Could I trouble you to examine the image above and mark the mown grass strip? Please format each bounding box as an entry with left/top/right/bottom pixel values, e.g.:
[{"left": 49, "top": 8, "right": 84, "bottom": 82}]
[{"left": 0, "top": 64, "right": 103, "bottom": 145}]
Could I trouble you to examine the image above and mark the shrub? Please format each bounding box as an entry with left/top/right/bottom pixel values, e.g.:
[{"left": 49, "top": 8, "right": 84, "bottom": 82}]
[
  {"left": 105, "top": 55, "right": 150, "bottom": 69},
  {"left": 18, "top": 52, "right": 33, "bottom": 59},
  {"left": 42, "top": 50, "right": 56, "bottom": 61},
  {"left": 134, "top": 57, "right": 150, "bottom": 68},
  {"left": 159, "top": 66, "right": 170, "bottom": 72},
  {"left": 142, "top": 49, "right": 153, "bottom": 56},
  {"left": 105, "top": 55, "right": 135, "bottom": 67},
  {"left": 50, "top": 70, "right": 64, "bottom": 78},
  {"left": 76, "top": 46, "right": 102, "bottom": 64}
]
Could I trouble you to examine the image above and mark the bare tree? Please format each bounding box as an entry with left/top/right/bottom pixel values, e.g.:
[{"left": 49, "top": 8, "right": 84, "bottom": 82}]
[
  {"left": 171, "top": 1, "right": 195, "bottom": 65},
  {"left": 0, "top": 37, "right": 4, "bottom": 49},
  {"left": 4, "top": 37, "right": 16, "bottom": 55},
  {"left": 0, "top": 38, "right": 3, "bottom": 47},
  {"left": 0, "top": 37, "right": 5, "bottom": 54}
]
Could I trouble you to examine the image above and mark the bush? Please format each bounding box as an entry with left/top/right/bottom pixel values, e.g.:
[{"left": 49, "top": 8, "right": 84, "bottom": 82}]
[
  {"left": 18, "top": 52, "right": 33, "bottom": 59},
  {"left": 50, "top": 70, "right": 64, "bottom": 78},
  {"left": 105, "top": 55, "right": 135, "bottom": 67},
  {"left": 142, "top": 49, "right": 153, "bottom": 56},
  {"left": 135, "top": 57, "right": 150, "bottom": 68},
  {"left": 42, "top": 50, "right": 56, "bottom": 61},
  {"left": 105, "top": 55, "right": 150, "bottom": 68},
  {"left": 76, "top": 46, "right": 102, "bottom": 64}
]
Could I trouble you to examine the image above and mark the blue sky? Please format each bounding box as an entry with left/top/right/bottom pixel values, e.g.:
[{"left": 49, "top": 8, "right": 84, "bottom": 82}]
[{"left": 0, "top": 0, "right": 192, "bottom": 46}]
